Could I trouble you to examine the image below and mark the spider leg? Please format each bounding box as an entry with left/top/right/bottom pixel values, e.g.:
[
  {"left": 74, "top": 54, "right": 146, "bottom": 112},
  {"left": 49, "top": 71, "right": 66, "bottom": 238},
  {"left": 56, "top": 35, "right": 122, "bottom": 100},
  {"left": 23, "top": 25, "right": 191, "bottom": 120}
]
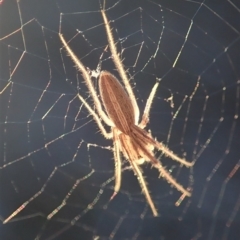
[
  {"left": 154, "top": 140, "right": 194, "bottom": 167},
  {"left": 110, "top": 128, "right": 122, "bottom": 200},
  {"left": 131, "top": 125, "right": 194, "bottom": 168},
  {"left": 139, "top": 80, "right": 160, "bottom": 128},
  {"left": 130, "top": 159, "right": 158, "bottom": 216},
  {"left": 119, "top": 132, "right": 158, "bottom": 216},
  {"left": 60, "top": 34, "right": 113, "bottom": 127},
  {"left": 101, "top": 7, "right": 140, "bottom": 124},
  {"left": 130, "top": 126, "right": 192, "bottom": 196},
  {"left": 77, "top": 93, "right": 112, "bottom": 139}
]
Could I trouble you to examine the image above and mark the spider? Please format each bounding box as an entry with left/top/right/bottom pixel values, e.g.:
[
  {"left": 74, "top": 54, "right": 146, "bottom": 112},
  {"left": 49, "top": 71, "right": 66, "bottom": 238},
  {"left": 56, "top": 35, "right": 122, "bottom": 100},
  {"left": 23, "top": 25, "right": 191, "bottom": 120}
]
[{"left": 59, "top": 2, "right": 193, "bottom": 216}]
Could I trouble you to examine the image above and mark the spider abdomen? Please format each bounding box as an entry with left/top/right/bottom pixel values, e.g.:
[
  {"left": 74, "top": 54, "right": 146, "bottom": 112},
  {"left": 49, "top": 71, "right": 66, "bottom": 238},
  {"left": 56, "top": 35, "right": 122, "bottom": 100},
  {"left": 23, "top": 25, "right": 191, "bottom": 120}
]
[{"left": 99, "top": 71, "right": 135, "bottom": 135}]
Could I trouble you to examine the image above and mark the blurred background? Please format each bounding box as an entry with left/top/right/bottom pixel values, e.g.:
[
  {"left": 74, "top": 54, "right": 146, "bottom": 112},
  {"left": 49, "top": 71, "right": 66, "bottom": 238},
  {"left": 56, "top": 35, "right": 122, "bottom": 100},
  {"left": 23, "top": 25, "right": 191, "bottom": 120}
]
[{"left": 0, "top": 0, "right": 240, "bottom": 239}]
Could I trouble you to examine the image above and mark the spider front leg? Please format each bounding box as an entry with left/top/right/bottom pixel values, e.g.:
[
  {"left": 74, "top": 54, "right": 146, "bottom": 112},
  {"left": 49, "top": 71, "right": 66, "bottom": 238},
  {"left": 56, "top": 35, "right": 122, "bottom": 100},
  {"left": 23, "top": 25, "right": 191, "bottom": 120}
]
[
  {"left": 77, "top": 93, "right": 112, "bottom": 139},
  {"left": 101, "top": 6, "right": 140, "bottom": 124},
  {"left": 60, "top": 34, "right": 113, "bottom": 128}
]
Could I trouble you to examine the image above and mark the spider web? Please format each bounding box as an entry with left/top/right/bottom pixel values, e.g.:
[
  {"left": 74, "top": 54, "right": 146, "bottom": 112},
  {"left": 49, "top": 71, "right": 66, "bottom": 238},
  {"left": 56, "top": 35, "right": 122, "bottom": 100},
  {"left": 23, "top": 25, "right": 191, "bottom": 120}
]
[{"left": 0, "top": 0, "right": 240, "bottom": 239}]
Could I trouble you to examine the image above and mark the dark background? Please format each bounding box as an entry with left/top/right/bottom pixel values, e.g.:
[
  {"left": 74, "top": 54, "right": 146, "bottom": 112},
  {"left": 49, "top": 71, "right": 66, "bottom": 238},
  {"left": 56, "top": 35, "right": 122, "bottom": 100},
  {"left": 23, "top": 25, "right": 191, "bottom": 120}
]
[{"left": 0, "top": 0, "right": 240, "bottom": 239}]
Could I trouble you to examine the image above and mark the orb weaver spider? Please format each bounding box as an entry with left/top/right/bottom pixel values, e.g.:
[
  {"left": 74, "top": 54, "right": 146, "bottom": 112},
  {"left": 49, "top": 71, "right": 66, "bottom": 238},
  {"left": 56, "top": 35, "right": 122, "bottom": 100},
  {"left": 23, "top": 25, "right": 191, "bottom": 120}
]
[{"left": 59, "top": 2, "right": 193, "bottom": 216}]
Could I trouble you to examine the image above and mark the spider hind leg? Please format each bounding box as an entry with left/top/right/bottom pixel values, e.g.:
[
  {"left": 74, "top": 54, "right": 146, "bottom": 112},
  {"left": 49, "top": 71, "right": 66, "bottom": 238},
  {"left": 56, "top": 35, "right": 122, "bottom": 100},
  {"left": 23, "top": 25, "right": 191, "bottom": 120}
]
[
  {"left": 129, "top": 125, "right": 192, "bottom": 197},
  {"left": 130, "top": 125, "right": 194, "bottom": 168}
]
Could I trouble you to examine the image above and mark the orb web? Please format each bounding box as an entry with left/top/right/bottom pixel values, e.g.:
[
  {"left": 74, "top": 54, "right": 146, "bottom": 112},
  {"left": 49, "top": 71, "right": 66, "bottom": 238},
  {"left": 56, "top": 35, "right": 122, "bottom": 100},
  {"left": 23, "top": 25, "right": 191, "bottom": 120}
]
[{"left": 0, "top": 0, "right": 239, "bottom": 239}]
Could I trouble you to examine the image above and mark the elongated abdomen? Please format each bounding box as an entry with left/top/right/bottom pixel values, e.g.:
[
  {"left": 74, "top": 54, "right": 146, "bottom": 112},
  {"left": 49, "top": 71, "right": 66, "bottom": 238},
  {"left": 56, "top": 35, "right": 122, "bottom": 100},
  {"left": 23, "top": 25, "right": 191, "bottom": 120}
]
[{"left": 99, "top": 71, "right": 135, "bottom": 135}]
